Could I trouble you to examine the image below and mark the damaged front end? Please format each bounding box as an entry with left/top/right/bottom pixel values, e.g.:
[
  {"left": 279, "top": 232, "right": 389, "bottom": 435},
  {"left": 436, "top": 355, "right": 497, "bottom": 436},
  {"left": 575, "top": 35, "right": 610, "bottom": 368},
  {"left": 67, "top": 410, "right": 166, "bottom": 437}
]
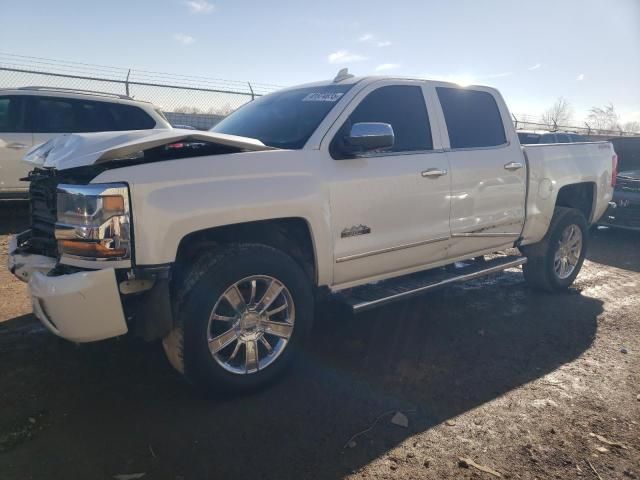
[
  {"left": 11, "top": 129, "right": 276, "bottom": 343},
  {"left": 9, "top": 167, "right": 174, "bottom": 342}
]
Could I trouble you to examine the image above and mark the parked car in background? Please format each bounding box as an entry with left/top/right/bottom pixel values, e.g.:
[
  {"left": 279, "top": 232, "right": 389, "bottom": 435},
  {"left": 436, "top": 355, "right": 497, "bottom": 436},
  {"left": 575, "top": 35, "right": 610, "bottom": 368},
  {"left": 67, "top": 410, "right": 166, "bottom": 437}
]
[
  {"left": 8, "top": 72, "right": 615, "bottom": 393},
  {"left": 517, "top": 130, "right": 586, "bottom": 144},
  {"left": 0, "top": 87, "right": 171, "bottom": 199},
  {"left": 599, "top": 136, "right": 640, "bottom": 230}
]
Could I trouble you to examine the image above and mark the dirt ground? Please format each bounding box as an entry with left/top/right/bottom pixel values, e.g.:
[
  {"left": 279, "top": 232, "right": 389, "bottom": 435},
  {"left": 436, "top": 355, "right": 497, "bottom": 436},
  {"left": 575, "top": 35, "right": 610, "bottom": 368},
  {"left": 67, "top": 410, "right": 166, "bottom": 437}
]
[{"left": 0, "top": 201, "right": 638, "bottom": 480}]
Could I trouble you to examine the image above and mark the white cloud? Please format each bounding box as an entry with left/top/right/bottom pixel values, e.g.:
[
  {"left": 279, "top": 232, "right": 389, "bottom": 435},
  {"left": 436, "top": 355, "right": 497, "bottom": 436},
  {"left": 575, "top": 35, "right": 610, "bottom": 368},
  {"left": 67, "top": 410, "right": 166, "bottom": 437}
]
[
  {"left": 358, "top": 33, "right": 392, "bottom": 47},
  {"left": 577, "top": 73, "right": 585, "bottom": 81},
  {"left": 528, "top": 63, "right": 541, "bottom": 71},
  {"left": 173, "top": 33, "right": 196, "bottom": 45},
  {"left": 375, "top": 63, "right": 400, "bottom": 72},
  {"left": 184, "top": 0, "right": 215, "bottom": 14},
  {"left": 328, "top": 50, "right": 366, "bottom": 64}
]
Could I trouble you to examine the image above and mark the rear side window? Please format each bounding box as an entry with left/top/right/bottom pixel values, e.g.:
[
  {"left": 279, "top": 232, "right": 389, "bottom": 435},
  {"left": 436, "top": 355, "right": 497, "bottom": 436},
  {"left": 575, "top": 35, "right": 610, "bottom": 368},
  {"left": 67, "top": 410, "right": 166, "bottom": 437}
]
[
  {"left": 333, "top": 85, "right": 432, "bottom": 155},
  {"left": 34, "top": 98, "right": 76, "bottom": 133},
  {"left": 436, "top": 87, "right": 506, "bottom": 149},
  {"left": 0, "top": 96, "right": 27, "bottom": 132},
  {"left": 31, "top": 97, "right": 156, "bottom": 133},
  {"left": 77, "top": 101, "right": 117, "bottom": 132},
  {"left": 107, "top": 104, "right": 156, "bottom": 130}
]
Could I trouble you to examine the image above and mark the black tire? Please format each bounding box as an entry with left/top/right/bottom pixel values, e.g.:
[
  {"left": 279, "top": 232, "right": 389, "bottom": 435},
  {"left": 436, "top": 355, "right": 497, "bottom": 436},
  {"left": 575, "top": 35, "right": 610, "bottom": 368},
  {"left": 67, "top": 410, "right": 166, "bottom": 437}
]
[
  {"left": 520, "top": 207, "right": 588, "bottom": 292},
  {"left": 163, "top": 243, "right": 314, "bottom": 394}
]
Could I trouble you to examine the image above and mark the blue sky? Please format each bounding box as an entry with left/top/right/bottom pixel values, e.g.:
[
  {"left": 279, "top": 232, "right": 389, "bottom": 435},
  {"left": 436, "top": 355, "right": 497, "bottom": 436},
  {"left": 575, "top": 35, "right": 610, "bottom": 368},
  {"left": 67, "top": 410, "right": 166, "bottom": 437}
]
[{"left": 2, "top": 0, "right": 639, "bottom": 123}]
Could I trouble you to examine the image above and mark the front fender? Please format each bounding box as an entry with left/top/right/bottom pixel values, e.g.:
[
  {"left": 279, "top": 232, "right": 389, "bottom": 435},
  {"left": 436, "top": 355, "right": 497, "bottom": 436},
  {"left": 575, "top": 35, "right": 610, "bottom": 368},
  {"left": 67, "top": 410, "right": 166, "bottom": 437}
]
[{"left": 93, "top": 150, "right": 334, "bottom": 286}]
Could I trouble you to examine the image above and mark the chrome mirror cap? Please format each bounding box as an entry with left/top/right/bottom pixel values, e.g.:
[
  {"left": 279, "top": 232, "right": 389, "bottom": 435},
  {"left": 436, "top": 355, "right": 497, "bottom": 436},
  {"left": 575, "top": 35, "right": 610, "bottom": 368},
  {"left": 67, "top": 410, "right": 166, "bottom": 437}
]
[{"left": 346, "top": 122, "right": 394, "bottom": 154}]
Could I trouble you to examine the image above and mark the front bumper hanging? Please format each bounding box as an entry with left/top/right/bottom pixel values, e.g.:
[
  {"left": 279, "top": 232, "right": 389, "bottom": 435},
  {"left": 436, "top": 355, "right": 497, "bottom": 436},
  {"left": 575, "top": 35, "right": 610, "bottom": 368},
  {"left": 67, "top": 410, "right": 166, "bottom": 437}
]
[{"left": 8, "top": 233, "right": 128, "bottom": 343}]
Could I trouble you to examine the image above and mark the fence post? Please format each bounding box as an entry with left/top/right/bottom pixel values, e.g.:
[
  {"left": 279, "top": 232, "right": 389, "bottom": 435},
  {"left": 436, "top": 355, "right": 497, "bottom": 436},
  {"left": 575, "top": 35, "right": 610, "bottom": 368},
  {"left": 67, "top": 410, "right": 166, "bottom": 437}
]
[
  {"left": 125, "top": 69, "right": 131, "bottom": 97},
  {"left": 247, "top": 82, "right": 255, "bottom": 101},
  {"left": 512, "top": 113, "right": 518, "bottom": 130}
]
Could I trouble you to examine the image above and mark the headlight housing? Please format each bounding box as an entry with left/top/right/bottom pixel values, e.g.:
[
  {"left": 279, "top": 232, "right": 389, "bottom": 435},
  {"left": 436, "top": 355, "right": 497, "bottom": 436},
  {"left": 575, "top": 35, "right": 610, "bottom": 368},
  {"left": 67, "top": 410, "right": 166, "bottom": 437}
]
[{"left": 55, "top": 183, "right": 131, "bottom": 264}]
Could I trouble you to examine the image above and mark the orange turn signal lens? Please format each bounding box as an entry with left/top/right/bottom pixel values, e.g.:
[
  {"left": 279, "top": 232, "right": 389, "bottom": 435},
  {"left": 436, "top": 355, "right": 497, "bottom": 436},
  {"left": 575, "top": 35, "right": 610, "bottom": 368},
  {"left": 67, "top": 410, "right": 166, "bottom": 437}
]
[{"left": 58, "top": 240, "right": 127, "bottom": 259}]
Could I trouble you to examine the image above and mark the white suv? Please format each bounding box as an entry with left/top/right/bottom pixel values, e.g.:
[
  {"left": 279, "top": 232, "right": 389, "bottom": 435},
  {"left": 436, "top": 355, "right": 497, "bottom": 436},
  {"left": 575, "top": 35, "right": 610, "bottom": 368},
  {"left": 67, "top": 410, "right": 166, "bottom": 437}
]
[{"left": 0, "top": 87, "right": 171, "bottom": 198}]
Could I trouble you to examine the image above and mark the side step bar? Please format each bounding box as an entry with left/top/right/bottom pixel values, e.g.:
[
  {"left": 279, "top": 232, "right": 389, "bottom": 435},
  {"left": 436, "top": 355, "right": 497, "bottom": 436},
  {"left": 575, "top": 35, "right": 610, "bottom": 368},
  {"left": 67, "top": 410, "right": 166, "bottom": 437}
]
[{"left": 337, "top": 255, "right": 527, "bottom": 313}]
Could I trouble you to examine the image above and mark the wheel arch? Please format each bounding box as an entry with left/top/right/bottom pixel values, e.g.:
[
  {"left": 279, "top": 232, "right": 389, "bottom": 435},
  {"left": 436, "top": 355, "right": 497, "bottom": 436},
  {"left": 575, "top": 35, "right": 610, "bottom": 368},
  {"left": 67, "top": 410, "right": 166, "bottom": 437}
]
[
  {"left": 554, "top": 182, "right": 596, "bottom": 224},
  {"left": 173, "top": 217, "right": 319, "bottom": 288}
]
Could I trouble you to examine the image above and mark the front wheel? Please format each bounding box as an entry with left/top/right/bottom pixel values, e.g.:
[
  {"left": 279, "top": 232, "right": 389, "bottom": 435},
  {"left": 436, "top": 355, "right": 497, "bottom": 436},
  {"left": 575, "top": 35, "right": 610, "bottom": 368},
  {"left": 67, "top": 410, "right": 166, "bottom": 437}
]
[
  {"left": 520, "top": 207, "right": 588, "bottom": 292},
  {"left": 163, "top": 244, "right": 314, "bottom": 394}
]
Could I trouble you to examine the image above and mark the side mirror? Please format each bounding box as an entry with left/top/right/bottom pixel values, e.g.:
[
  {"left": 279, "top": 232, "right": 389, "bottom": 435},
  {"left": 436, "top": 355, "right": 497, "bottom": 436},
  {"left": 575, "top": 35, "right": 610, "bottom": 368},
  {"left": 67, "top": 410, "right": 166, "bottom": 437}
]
[{"left": 342, "top": 122, "right": 394, "bottom": 156}]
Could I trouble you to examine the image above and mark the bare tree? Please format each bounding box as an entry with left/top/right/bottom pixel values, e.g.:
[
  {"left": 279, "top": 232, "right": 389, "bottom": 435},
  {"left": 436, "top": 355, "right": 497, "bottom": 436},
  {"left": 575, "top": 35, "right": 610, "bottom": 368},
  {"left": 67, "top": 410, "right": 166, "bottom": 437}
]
[
  {"left": 622, "top": 121, "right": 640, "bottom": 133},
  {"left": 174, "top": 106, "right": 204, "bottom": 114},
  {"left": 540, "top": 97, "right": 573, "bottom": 129},
  {"left": 206, "top": 103, "right": 235, "bottom": 116},
  {"left": 587, "top": 103, "right": 620, "bottom": 132}
]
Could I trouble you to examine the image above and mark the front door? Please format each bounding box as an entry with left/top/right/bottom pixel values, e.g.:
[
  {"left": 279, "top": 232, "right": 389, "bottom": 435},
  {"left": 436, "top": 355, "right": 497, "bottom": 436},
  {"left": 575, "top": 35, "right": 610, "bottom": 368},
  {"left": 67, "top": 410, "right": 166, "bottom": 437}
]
[{"left": 325, "top": 82, "right": 451, "bottom": 286}]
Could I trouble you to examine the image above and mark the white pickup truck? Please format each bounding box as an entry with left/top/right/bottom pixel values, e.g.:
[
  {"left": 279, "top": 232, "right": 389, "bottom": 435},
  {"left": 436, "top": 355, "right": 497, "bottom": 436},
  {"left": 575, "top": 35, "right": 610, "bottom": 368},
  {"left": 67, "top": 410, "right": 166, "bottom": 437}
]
[{"left": 8, "top": 71, "right": 617, "bottom": 393}]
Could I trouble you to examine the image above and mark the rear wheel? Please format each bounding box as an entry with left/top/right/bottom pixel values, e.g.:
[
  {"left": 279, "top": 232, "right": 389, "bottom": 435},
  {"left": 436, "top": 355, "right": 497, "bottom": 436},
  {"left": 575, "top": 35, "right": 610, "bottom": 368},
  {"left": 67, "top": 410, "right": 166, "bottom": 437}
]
[
  {"left": 163, "top": 243, "right": 314, "bottom": 394},
  {"left": 520, "top": 207, "right": 588, "bottom": 292}
]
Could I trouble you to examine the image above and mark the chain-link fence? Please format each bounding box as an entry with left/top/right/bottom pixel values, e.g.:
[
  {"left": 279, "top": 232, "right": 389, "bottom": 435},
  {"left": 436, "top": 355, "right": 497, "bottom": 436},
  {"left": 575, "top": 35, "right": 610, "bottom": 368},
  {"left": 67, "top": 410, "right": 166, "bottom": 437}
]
[
  {"left": 510, "top": 113, "right": 637, "bottom": 139},
  {"left": 0, "top": 52, "right": 283, "bottom": 129},
  {"left": 1, "top": 53, "right": 638, "bottom": 136}
]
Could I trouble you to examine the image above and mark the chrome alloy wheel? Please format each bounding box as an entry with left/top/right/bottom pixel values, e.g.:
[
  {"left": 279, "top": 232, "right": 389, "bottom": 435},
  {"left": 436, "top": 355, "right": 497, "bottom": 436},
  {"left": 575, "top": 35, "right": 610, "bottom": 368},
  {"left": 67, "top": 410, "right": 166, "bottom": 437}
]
[
  {"left": 553, "top": 224, "right": 583, "bottom": 279},
  {"left": 207, "top": 275, "right": 295, "bottom": 375}
]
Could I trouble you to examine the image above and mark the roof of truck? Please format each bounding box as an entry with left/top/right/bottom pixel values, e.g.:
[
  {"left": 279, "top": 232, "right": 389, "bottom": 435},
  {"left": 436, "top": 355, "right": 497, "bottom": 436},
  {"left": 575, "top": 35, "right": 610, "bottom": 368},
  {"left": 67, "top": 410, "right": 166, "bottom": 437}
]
[{"left": 281, "top": 69, "right": 496, "bottom": 92}]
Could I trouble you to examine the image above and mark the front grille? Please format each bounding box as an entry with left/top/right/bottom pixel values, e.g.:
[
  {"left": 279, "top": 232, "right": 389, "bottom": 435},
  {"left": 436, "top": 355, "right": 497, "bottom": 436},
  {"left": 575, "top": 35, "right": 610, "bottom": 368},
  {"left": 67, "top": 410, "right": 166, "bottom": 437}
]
[{"left": 29, "top": 175, "right": 59, "bottom": 257}]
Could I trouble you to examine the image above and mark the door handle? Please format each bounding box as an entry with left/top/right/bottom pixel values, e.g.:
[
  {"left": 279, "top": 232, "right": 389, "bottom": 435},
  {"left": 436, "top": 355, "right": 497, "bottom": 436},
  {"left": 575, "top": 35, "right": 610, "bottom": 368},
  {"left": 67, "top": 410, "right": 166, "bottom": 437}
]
[
  {"left": 6, "top": 142, "right": 29, "bottom": 150},
  {"left": 504, "top": 161, "right": 523, "bottom": 171},
  {"left": 421, "top": 168, "right": 448, "bottom": 178}
]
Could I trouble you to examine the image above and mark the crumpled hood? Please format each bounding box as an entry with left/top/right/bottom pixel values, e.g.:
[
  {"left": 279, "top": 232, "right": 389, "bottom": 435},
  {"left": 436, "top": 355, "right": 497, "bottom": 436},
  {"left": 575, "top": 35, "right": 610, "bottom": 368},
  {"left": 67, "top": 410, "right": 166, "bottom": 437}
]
[{"left": 22, "top": 129, "right": 274, "bottom": 171}]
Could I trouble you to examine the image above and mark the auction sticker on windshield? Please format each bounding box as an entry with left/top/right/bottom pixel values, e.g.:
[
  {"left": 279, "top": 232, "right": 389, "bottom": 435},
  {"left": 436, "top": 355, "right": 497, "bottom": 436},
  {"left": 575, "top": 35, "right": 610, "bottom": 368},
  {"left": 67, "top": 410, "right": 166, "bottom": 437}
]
[{"left": 302, "top": 92, "right": 344, "bottom": 102}]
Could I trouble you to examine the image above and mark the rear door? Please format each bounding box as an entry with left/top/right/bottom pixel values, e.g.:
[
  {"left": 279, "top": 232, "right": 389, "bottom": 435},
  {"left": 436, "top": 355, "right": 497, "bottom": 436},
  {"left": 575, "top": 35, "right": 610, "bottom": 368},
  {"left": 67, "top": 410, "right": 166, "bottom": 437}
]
[
  {"left": 30, "top": 96, "right": 79, "bottom": 148},
  {"left": 0, "top": 95, "right": 33, "bottom": 194},
  {"left": 434, "top": 86, "right": 527, "bottom": 258}
]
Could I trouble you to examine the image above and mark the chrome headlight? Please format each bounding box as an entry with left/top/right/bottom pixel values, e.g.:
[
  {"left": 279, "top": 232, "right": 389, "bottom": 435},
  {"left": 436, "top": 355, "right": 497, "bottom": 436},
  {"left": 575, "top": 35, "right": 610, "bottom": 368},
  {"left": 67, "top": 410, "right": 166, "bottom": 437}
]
[{"left": 55, "top": 183, "right": 131, "bottom": 262}]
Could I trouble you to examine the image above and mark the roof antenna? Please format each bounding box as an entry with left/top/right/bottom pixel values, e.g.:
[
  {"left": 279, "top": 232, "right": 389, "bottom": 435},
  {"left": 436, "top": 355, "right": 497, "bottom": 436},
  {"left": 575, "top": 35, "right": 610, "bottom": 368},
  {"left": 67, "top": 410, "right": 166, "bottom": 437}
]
[{"left": 333, "top": 68, "right": 354, "bottom": 83}]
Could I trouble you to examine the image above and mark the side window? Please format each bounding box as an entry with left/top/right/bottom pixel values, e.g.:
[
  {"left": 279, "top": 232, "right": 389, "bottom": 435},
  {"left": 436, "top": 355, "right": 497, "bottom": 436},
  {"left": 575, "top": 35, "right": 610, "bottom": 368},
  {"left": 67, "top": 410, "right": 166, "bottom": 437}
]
[
  {"left": 33, "top": 97, "right": 77, "bottom": 133},
  {"left": 76, "top": 101, "right": 117, "bottom": 132},
  {"left": 0, "top": 96, "right": 27, "bottom": 133},
  {"left": 107, "top": 104, "right": 156, "bottom": 130},
  {"left": 556, "top": 133, "right": 570, "bottom": 143},
  {"left": 569, "top": 134, "right": 585, "bottom": 142},
  {"left": 540, "top": 134, "right": 556, "bottom": 143},
  {"left": 436, "top": 87, "right": 506, "bottom": 149},
  {"left": 332, "top": 85, "right": 432, "bottom": 156}
]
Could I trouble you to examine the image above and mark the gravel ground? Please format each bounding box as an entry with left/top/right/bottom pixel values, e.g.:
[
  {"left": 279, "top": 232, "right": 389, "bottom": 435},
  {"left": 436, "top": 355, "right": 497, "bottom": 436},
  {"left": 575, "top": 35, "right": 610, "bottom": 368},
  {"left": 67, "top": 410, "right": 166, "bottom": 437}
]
[{"left": 0, "top": 202, "right": 638, "bottom": 480}]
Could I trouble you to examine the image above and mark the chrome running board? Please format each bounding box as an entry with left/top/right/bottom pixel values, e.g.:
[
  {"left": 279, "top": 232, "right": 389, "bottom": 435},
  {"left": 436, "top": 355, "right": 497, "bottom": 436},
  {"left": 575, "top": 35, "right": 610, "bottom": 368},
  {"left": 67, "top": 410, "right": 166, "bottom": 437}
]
[{"left": 338, "top": 255, "right": 527, "bottom": 313}]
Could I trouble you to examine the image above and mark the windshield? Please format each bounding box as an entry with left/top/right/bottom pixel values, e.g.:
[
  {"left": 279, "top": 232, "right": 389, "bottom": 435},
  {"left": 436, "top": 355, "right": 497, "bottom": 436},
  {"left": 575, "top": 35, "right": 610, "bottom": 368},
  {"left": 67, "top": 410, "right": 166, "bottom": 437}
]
[{"left": 210, "top": 84, "right": 354, "bottom": 149}]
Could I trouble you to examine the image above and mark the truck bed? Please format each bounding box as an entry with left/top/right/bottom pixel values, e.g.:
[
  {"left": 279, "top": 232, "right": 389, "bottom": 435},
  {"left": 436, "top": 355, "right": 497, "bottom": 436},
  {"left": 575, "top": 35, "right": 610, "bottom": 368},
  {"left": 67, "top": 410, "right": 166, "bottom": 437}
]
[{"left": 520, "top": 141, "right": 615, "bottom": 245}]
